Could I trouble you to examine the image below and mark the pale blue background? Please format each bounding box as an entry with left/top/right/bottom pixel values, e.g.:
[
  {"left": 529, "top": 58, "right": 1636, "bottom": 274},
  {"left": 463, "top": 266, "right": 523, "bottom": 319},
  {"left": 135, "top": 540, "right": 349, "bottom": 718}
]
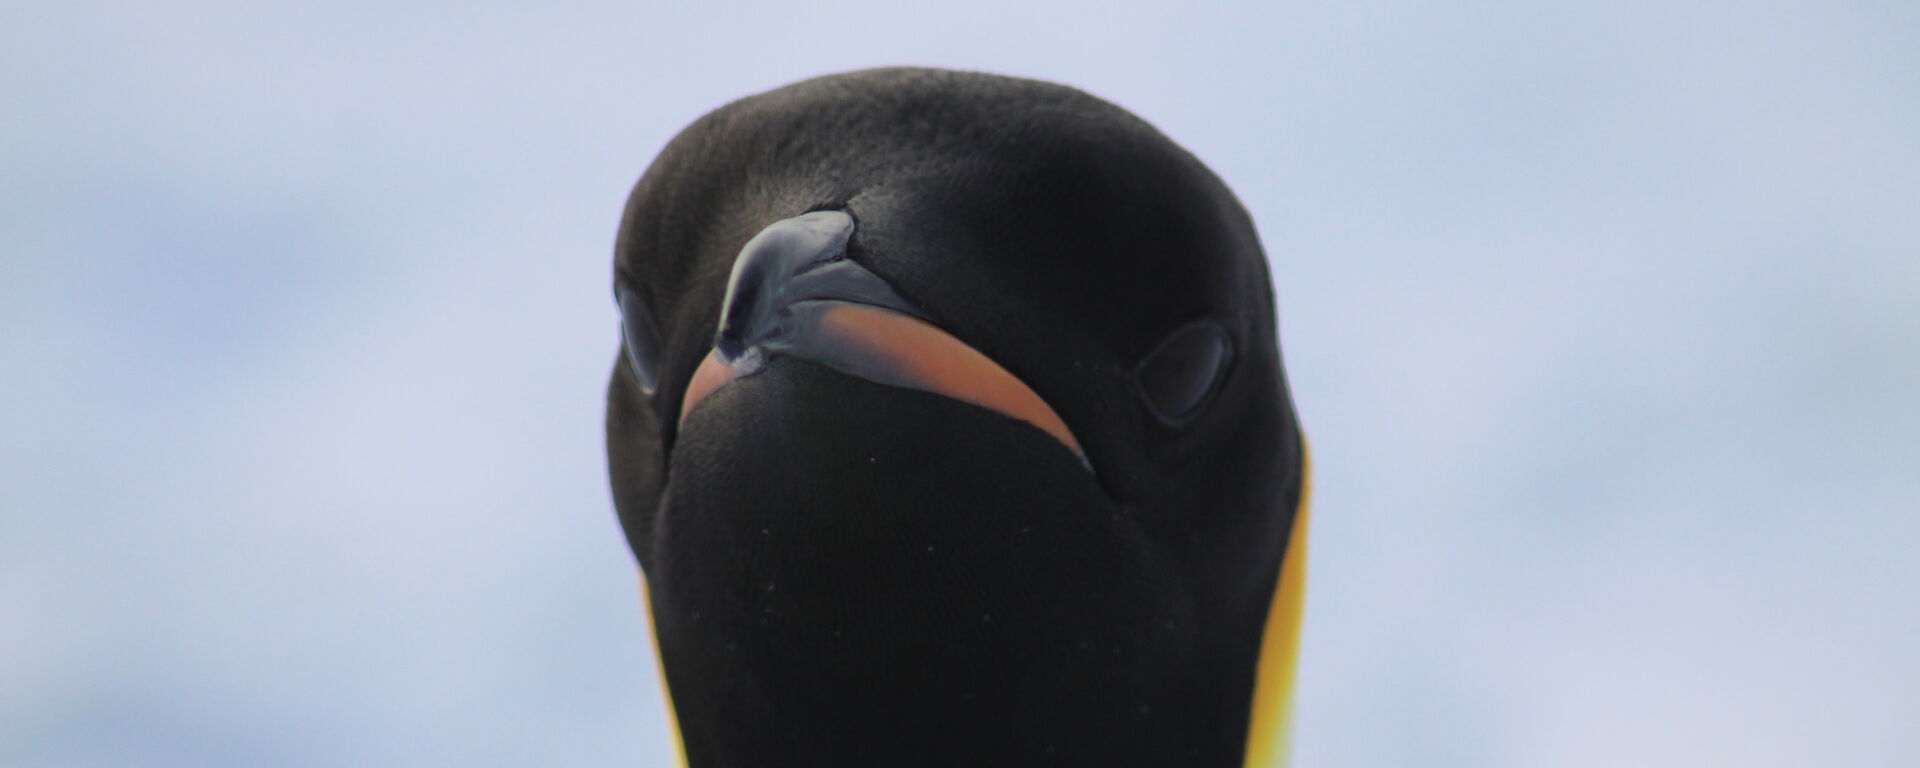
[{"left": 4, "top": 2, "right": 1916, "bottom": 766}]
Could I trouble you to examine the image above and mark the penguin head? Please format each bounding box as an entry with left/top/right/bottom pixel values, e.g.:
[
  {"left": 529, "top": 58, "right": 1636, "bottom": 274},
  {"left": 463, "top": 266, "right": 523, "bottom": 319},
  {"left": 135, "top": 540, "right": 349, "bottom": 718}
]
[{"left": 607, "top": 68, "right": 1305, "bottom": 767}]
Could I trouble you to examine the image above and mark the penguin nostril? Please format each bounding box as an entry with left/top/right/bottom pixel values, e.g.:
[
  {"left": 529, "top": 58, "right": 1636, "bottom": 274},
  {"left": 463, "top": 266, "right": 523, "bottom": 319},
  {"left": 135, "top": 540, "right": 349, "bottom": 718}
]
[
  {"left": 713, "top": 319, "right": 752, "bottom": 365},
  {"left": 713, "top": 259, "right": 770, "bottom": 365}
]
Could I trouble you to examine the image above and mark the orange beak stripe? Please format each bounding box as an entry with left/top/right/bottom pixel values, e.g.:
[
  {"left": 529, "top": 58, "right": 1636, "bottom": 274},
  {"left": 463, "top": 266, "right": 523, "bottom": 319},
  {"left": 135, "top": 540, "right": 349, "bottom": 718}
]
[{"left": 680, "top": 302, "right": 1082, "bottom": 458}]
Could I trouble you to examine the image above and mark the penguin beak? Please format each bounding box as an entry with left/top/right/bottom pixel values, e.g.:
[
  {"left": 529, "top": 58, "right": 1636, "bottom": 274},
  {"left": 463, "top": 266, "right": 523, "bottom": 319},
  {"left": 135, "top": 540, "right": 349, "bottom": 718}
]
[{"left": 677, "top": 211, "right": 1085, "bottom": 462}]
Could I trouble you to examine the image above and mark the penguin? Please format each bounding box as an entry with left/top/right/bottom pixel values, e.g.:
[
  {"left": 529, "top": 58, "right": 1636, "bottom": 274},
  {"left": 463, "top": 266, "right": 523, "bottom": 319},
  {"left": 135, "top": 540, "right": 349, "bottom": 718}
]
[{"left": 606, "top": 68, "right": 1308, "bottom": 768}]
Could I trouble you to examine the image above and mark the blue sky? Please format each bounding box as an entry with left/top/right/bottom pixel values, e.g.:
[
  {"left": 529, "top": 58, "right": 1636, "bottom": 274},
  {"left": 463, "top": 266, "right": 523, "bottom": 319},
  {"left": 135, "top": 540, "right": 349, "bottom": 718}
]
[{"left": 4, "top": 2, "right": 1917, "bottom": 766}]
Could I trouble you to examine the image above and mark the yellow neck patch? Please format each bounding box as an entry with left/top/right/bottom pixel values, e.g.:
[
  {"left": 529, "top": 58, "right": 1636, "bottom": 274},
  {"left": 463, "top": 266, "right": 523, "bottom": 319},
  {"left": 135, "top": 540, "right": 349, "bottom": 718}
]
[
  {"left": 1243, "top": 447, "right": 1312, "bottom": 768},
  {"left": 640, "top": 579, "right": 691, "bottom": 768}
]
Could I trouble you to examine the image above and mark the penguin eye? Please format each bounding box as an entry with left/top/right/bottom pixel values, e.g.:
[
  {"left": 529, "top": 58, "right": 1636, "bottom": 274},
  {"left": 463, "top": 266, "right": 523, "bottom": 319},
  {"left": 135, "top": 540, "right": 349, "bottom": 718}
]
[
  {"left": 617, "top": 284, "right": 664, "bottom": 395},
  {"left": 1135, "top": 320, "right": 1232, "bottom": 425}
]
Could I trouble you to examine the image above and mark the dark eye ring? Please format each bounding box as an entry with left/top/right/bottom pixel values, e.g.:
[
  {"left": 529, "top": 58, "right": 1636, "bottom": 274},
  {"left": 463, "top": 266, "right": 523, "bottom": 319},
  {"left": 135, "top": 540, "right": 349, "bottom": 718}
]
[
  {"left": 1135, "top": 320, "right": 1232, "bottom": 425},
  {"left": 617, "top": 284, "right": 664, "bottom": 395}
]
